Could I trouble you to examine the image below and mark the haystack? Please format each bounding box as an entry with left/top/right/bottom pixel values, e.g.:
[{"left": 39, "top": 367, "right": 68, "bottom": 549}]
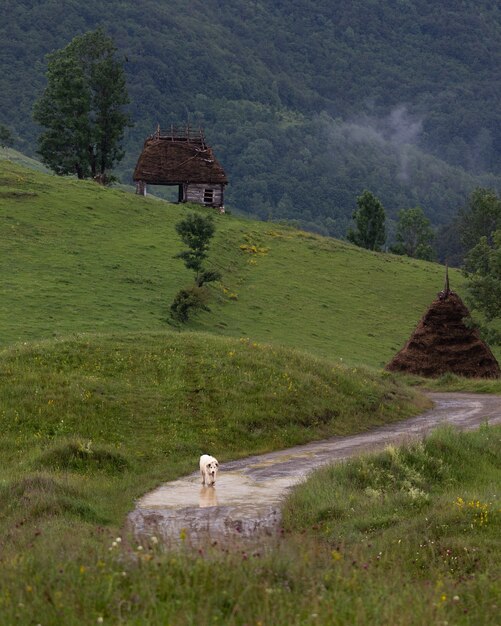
[{"left": 386, "top": 280, "right": 500, "bottom": 379}]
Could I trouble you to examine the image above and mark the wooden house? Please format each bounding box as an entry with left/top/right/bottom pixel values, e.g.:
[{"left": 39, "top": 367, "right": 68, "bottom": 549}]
[{"left": 133, "top": 126, "right": 228, "bottom": 209}]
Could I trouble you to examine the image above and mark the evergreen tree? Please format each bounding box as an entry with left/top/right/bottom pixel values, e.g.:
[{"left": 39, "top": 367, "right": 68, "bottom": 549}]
[
  {"left": 462, "top": 189, "right": 501, "bottom": 343},
  {"left": 33, "top": 29, "right": 130, "bottom": 182},
  {"left": 347, "top": 190, "right": 386, "bottom": 251},
  {"left": 464, "top": 230, "right": 501, "bottom": 325}
]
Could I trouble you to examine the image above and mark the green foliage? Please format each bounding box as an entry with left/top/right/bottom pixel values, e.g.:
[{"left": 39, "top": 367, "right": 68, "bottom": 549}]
[
  {"left": 391, "top": 206, "right": 435, "bottom": 260},
  {"left": 459, "top": 187, "right": 501, "bottom": 251},
  {"left": 174, "top": 212, "right": 217, "bottom": 275},
  {"left": 2, "top": 1, "right": 501, "bottom": 232},
  {"left": 196, "top": 269, "right": 222, "bottom": 287},
  {"left": 0, "top": 124, "right": 13, "bottom": 148},
  {"left": 172, "top": 212, "right": 221, "bottom": 322},
  {"left": 347, "top": 190, "right": 386, "bottom": 251},
  {"left": 3, "top": 160, "right": 500, "bottom": 370},
  {"left": 460, "top": 189, "right": 501, "bottom": 340},
  {"left": 463, "top": 231, "right": 501, "bottom": 337},
  {"left": 284, "top": 424, "right": 501, "bottom": 537},
  {"left": 170, "top": 285, "right": 211, "bottom": 323},
  {"left": 434, "top": 217, "right": 464, "bottom": 266},
  {"left": 276, "top": 426, "right": 501, "bottom": 624},
  {"left": 33, "top": 29, "right": 130, "bottom": 181}
]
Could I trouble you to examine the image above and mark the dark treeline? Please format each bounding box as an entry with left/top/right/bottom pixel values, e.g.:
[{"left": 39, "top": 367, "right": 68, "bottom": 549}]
[{"left": 1, "top": 0, "right": 500, "bottom": 240}]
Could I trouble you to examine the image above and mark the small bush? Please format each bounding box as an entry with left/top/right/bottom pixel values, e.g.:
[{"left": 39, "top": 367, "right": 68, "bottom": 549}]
[{"left": 170, "top": 285, "right": 211, "bottom": 323}]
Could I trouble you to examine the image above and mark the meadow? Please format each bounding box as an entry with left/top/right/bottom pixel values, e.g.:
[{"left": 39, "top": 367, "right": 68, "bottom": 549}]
[
  {"left": 0, "top": 332, "right": 425, "bottom": 625},
  {"left": 0, "top": 155, "right": 500, "bottom": 624},
  {"left": 2, "top": 157, "right": 492, "bottom": 369}
]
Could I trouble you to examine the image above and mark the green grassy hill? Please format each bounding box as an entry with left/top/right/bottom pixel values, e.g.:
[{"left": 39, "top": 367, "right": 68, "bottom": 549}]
[
  {"left": 2, "top": 158, "right": 487, "bottom": 369},
  {"left": 2, "top": 0, "right": 501, "bottom": 234},
  {"left": 1, "top": 157, "right": 499, "bottom": 625},
  {"left": 0, "top": 331, "right": 429, "bottom": 626}
]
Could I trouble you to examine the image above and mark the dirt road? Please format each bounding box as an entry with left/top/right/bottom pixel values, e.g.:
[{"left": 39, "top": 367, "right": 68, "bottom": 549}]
[{"left": 127, "top": 392, "right": 501, "bottom": 545}]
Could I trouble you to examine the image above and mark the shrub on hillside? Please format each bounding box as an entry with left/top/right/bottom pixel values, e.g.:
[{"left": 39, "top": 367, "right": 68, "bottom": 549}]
[{"left": 170, "top": 285, "right": 211, "bottom": 323}]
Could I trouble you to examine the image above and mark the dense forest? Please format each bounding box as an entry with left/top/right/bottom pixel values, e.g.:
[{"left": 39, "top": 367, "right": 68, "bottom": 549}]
[{"left": 1, "top": 0, "right": 501, "bottom": 238}]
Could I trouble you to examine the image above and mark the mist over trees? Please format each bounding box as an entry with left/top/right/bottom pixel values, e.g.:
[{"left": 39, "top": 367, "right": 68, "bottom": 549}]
[{"left": 2, "top": 0, "right": 501, "bottom": 231}]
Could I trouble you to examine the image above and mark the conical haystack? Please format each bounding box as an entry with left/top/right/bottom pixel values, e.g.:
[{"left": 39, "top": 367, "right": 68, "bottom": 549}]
[{"left": 386, "top": 288, "right": 500, "bottom": 379}]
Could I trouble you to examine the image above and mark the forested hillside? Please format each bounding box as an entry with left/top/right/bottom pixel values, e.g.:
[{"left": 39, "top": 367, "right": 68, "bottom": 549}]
[{"left": 2, "top": 0, "right": 500, "bottom": 235}]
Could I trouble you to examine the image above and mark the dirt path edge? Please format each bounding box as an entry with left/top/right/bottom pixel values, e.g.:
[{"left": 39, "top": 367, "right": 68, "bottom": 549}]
[{"left": 127, "top": 392, "right": 501, "bottom": 546}]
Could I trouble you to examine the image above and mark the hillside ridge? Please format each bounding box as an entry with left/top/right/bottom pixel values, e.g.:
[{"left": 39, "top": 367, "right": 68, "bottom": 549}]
[
  {"left": 1, "top": 1, "right": 500, "bottom": 234},
  {"left": 2, "top": 158, "right": 491, "bottom": 369}
]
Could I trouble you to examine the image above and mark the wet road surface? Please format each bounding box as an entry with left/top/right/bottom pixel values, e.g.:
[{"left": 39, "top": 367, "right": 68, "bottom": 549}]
[{"left": 127, "top": 392, "right": 501, "bottom": 545}]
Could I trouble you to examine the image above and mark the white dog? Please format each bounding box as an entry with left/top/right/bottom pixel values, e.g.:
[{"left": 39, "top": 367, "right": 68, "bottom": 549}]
[{"left": 199, "top": 454, "right": 219, "bottom": 486}]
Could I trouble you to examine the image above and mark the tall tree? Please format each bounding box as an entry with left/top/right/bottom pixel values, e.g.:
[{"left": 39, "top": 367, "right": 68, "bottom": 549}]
[
  {"left": 33, "top": 29, "right": 130, "bottom": 182},
  {"left": 459, "top": 188, "right": 501, "bottom": 251},
  {"left": 347, "top": 190, "right": 386, "bottom": 251},
  {"left": 464, "top": 230, "right": 501, "bottom": 323},
  {"left": 391, "top": 206, "right": 435, "bottom": 260},
  {"left": 461, "top": 188, "right": 501, "bottom": 343}
]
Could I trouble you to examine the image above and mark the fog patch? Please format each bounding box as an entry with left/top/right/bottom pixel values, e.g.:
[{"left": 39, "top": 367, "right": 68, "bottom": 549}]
[{"left": 328, "top": 105, "right": 424, "bottom": 182}]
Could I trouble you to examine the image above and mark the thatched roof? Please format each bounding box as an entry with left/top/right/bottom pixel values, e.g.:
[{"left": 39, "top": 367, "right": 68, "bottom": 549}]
[
  {"left": 386, "top": 291, "right": 500, "bottom": 379},
  {"left": 133, "top": 132, "right": 228, "bottom": 185}
]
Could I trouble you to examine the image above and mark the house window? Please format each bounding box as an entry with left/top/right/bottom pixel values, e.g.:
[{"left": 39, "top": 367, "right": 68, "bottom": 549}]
[{"left": 204, "top": 188, "right": 214, "bottom": 205}]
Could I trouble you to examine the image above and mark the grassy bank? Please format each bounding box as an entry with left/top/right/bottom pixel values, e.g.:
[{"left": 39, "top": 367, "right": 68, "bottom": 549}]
[
  {"left": 0, "top": 330, "right": 427, "bottom": 624},
  {"left": 280, "top": 425, "right": 501, "bottom": 625},
  {"left": 3, "top": 420, "right": 498, "bottom": 624},
  {"left": 1, "top": 159, "right": 486, "bottom": 369},
  {"left": 1, "top": 156, "right": 499, "bottom": 625},
  {"left": 390, "top": 372, "right": 501, "bottom": 394}
]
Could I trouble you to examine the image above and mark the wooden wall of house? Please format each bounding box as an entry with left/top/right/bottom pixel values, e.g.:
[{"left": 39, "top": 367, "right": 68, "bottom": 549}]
[{"left": 184, "top": 183, "right": 224, "bottom": 207}]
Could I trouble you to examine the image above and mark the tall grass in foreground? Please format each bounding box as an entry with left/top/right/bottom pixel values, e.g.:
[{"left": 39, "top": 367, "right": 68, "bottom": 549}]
[
  {"left": 281, "top": 425, "right": 501, "bottom": 625},
  {"left": 0, "top": 330, "right": 427, "bottom": 624},
  {"left": 1, "top": 426, "right": 499, "bottom": 625}
]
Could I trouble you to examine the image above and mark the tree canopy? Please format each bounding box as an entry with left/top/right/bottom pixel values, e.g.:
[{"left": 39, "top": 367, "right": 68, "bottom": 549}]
[
  {"left": 33, "top": 29, "right": 130, "bottom": 182},
  {"left": 461, "top": 189, "right": 501, "bottom": 342},
  {"left": 347, "top": 191, "right": 386, "bottom": 252},
  {"left": 460, "top": 188, "right": 501, "bottom": 251},
  {"left": 174, "top": 212, "right": 218, "bottom": 276},
  {"left": 0, "top": 125, "right": 13, "bottom": 149},
  {"left": 2, "top": 1, "right": 500, "bottom": 232},
  {"left": 391, "top": 207, "right": 435, "bottom": 260}
]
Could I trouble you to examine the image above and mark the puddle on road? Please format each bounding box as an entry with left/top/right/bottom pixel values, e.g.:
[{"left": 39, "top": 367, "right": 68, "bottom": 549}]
[
  {"left": 129, "top": 393, "right": 501, "bottom": 546},
  {"left": 138, "top": 471, "right": 301, "bottom": 510}
]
